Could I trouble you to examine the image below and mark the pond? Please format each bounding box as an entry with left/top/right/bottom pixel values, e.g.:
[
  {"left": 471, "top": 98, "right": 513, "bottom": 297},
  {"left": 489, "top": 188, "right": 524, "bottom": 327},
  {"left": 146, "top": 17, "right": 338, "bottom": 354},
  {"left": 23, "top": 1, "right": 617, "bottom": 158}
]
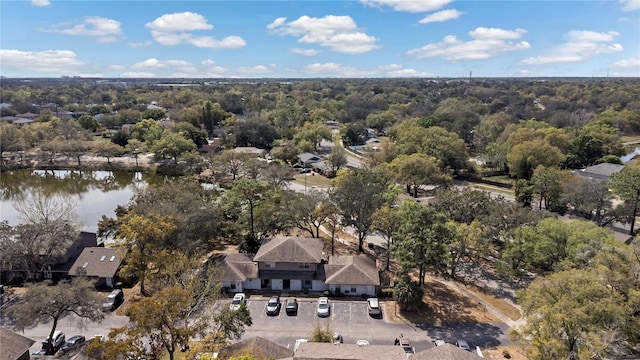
[{"left": 0, "top": 169, "right": 166, "bottom": 232}]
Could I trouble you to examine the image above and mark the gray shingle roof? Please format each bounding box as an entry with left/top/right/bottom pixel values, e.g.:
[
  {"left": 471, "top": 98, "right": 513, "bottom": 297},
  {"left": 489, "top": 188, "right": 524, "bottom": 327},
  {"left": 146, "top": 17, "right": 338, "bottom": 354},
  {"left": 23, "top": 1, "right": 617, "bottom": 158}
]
[
  {"left": 254, "top": 236, "right": 323, "bottom": 263},
  {"left": 412, "top": 343, "right": 482, "bottom": 360},
  {"left": 578, "top": 163, "right": 625, "bottom": 179},
  {"left": 294, "top": 343, "right": 407, "bottom": 360},
  {"left": 218, "top": 336, "right": 293, "bottom": 359},
  {"left": 211, "top": 253, "right": 259, "bottom": 282},
  {"left": 324, "top": 255, "right": 380, "bottom": 286},
  {"left": 0, "top": 328, "right": 35, "bottom": 360},
  {"left": 68, "top": 247, "right": 122, "bottom": 278}
]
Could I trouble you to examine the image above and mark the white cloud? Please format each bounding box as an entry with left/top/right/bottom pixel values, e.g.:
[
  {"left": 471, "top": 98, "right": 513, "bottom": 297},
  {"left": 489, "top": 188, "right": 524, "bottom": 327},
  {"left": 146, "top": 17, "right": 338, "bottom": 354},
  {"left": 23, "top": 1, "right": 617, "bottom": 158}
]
[
  {"left": 120, "top": 72, "right": 156, "bottom": 78},
  {"left": 50, "top": 16, "right": 124, "bottom": 43},
  {"left": 360, "top": 0, "right": 453, "bottom": 13},
  {"left": 267, "top": 15, "right": 379, "bottom": 54},
  {"left": 407, "top": 27, "right": 530, "bottom": 61},
  {"left": 301, "top": 62, "right": 432, "bottom": 77},
  {"left": 290, "top": 48, "right": 321, "bottom": 56},
  {"left": 237, "top": 64, "right": 276, "bottom": 75},
  {"left": 31, "top": 0, "right": 51, "bottom": 7},
  {"left": 132, "top": 58, "right": 193, "bottom": 70},
  {"left": 0, "top": 49, "right": 86, "bottom": 75},
  {"left": 419, "top": 9, "right": 463, "bottom": 24},
  {"left": 520, "top": 30, "right": 623, "bottom": 65},
  {"left": 610, "top": 56, "right": 640, "bottom": 68},
  {"left": 146, "top": 12, "right": 246, "bottom": 49},
  {"left": 109, "top": 65, "right": 126, "bottom": 71},
  {"left": 129, "top": 41, "right": 152, "bottom": 48},
  {"left": 619, "top": 0, "right": 640, "bottom": 11}
]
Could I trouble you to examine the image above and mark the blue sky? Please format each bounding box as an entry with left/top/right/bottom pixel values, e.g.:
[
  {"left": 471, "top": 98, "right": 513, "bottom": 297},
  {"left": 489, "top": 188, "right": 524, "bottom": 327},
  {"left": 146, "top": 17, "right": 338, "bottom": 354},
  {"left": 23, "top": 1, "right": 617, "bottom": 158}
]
[{"left": 1, "top": 0, "right": 639, "bottom": 78}]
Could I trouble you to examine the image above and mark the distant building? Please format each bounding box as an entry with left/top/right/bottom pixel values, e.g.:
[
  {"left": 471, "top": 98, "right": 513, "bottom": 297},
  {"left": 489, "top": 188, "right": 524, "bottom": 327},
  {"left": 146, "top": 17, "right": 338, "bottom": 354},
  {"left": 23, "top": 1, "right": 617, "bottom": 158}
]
[
  {"left": 575, "top": 163, "right": 625, "bottom": 182},
  {"left": 0, "top": 328, "right": 35, "bottom": 360}
]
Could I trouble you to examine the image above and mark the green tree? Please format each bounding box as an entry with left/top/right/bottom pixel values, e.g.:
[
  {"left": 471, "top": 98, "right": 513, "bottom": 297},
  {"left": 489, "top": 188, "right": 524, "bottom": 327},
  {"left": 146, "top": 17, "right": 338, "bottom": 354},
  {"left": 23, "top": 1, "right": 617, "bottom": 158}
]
[
  {"left": 531, "top": 166, "right": 568, "bottom": 212},
  {"left": 561, "top": 176, "right": 613, "bottom": 224},
  {"left": 331, "top": 168, "right": 389, "bottom": 253},
  {"left": 116, "top": 213, "right": 177, "bottom": 296},
  {"left": 610, "top": 166, "right": 640, "bottom": 235},
  {"left": 309, "top": 323, "right": 335, "bottom": 343},
  {"left": 132, "top": 118, "right": 165, "bottom": 145},
  {"left": 516, "top": 269, "right": 635, "bottom": 360},
  {"left": 507, "top": 139, "right": 565, "bottom": 178},
  {"left": 325, "top": 145, "right": 347, "bottom": 176},
  {"left": 8, "top": 278, "right": 104, "bottom": 355},
  {"left": 78, "top": 114, "right": 99, "bottom": 132},
  {"left": 0, "top": 124, "right": 23, "bottom": 165},
  {"left": 229, "top": 178, "right": 269, "bottom": 240},
  {"left": 388, "top": 153, "right": 450, "bottom": 197},
  {"left": 294, "top": 122, "right": 332, "bottom": 151},
  {"left": 391, "top": 201, "right": 451, "bottom": 284},
  {"left": 372, "top": 204, "right": 403, "bottom": 271},
  {"left": 446, "top": 221, "right": 485, "bottom": 279},
  {"left": 143, "top": 108, "right": 166, "bottom": 121},
  {"left": 93, "top": 141, "right": 124, "bottom": 166},
  {"left": 151, "top": 132, "right": 197, "bottom": 164},
  {"left": 430, "top": 187, "right": 496, "bottom": 224},
  {"left": 393, "top": 275, "right": 424, "bottom": 312}
]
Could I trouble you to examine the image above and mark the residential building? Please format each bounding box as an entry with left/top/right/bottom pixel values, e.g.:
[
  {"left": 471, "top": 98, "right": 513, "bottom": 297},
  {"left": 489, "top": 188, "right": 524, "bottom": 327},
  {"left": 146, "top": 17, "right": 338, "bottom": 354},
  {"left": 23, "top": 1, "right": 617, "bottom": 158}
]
[
  {"left": 575, "top": 162, "right": 625, "bottom": 182},
  {"left": 210, "top": 253, "right": 260, "bottom": 293},
  {"left": 68, "top": 247, "right": 123, "bottom": 288},
  {"left": 324, "top": 255, "right": 380, "bottom": 296},
  {"left": 0, "top": 328, "right": 35, "bottom": 360},
  {"left": 253, "top": 236, "right": 326, "bottom": 291},
  {"left": 217, "top": 336, "right": 293, "bottom": 360}
]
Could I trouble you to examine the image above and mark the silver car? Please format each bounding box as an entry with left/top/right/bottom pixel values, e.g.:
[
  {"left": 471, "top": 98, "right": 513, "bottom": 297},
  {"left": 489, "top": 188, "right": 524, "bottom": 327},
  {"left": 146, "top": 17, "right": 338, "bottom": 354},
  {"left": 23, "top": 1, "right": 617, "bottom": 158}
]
[
  {"left": 316, "top": 297, "right": 330, "bottom": 317},
  {"left": 367, "top": 297, "right": 381, "bottom": 317},
  {"left": 265, "top": 295, "right": 281, "bottom": 316}
]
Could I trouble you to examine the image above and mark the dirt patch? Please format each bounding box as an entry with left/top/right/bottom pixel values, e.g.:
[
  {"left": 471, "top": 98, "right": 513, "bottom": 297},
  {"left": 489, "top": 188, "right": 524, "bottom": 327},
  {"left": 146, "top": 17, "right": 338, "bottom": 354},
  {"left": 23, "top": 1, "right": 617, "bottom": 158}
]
[{"left": 115, "top": 284, "right": 145, "bottom": 316}]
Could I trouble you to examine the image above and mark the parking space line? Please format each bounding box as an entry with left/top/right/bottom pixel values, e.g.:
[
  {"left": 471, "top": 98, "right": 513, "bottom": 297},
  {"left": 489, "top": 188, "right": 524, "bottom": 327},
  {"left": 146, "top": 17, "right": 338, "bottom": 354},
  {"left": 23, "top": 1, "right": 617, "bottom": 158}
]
[{"left": 349, "top": 303, "right": 352, "bottom": 321}]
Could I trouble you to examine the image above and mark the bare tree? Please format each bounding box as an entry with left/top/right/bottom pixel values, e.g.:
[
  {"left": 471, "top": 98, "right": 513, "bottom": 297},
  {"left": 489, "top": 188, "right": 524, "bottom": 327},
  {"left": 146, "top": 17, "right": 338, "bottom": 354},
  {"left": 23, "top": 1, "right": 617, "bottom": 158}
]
[{"left": 8, "top": 278, "right": 104, "bottom": 355}]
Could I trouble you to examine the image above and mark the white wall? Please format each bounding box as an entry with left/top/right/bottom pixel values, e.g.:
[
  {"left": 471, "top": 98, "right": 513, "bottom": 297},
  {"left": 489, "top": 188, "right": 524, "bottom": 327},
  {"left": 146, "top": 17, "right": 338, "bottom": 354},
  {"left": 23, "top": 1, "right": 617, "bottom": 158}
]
[
  {"left": 329, "top": 284, "right": 375, "bottom": 296},
  {"left": 244, "top": 279, "right": 261, "bottom": 290},
  {"left": 290, "top": 279, "right": 302, "bottom": 291},
  {"left": 272, "top": 279, "right": 283, "bottom": 290}
]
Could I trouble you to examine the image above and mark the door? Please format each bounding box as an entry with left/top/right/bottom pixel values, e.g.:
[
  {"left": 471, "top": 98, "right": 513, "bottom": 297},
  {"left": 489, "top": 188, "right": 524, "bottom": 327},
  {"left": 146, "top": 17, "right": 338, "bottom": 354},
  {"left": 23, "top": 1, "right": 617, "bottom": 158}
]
[{"left": 283, "top": 279, "right": 290, "bottom": 290}]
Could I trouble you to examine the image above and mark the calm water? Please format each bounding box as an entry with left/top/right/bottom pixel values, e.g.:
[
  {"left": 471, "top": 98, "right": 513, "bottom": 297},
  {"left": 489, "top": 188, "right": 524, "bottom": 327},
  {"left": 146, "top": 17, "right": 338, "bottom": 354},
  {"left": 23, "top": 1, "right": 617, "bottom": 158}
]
[{"left": 0, "top": 170, "right": 165, "bottom": 232}]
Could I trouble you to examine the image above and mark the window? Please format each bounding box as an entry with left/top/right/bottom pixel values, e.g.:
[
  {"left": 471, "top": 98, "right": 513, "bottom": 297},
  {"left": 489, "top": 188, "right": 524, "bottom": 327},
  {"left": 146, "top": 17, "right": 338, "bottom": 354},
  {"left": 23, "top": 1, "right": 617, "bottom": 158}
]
[
  {"left": 351, "top": 287, "right": 357, "bottom": 293},
  {"left": 230, "top": 283, "right": 237, "bottom": 290},
  {"left": 304, "top": 280, "right": 312, "bottom": 286},
  {"left": 265, "top": 262, "right": 275, "bottom": 269},
  {"left": 109, "top": 256, "right": 116, "bottom": 262},
  {"left": 82, "top": 262, "right": 89, "bottom": 268},
  {"left": 100, "top": 256, "right": 106, "bottom": 262},
  {"left": 299, "top": 262, "right": 310, "bottom": 269}
]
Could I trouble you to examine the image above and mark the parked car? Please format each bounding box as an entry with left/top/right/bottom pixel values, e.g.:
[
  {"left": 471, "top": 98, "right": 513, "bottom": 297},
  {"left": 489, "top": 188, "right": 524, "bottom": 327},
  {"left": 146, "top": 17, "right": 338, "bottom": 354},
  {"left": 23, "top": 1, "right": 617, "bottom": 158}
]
[
  {"left": 355, "top": 340, "right": 370, "bottom": 346},
  {"left": 60, "top": 335, "right": 86, "bottom": 353},
  {"left": 432, "top": 339, "right": 446, "bottom": 347},
  {"left": 285, "top": 298, "right": 298, "bottom": 315},
  {"left": 265, "top": 295, "right": 281, "bottom": 316},
  {"left": 333, "top": 332, "right": 343, "bottom": 344},
  {"left": 33, "top": 331, "right": 65, "bottom": 355},
  {"left": 400, "top": 338, "right": 415, "bottom": 354},
  {"left": 102, "top": 289, "right": 124, "bottom": 312},
  {"left": 230, "top": 293, "right": 246, "bottom": 311},
  {"left": 316, "top": 297, "right": 330, "bottom": 317},
  {"left": 456, "top": 339, "right": 471, "bottom": 351},
  {"left": 367, "top": 297, "right": 381, "bottom": 317}
]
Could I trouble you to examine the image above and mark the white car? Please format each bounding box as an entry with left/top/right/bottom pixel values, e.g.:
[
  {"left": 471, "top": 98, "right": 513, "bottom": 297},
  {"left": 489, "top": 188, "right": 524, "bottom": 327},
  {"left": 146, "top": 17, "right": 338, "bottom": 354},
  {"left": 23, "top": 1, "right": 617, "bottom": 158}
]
[
  {"left": 316, "top": 297, "right": 330, "bottom": 317},
  {"left": 355, "top": 340, "right": 370, "bottom": 346},
  {"left": 229, "top": 293, "right": 246, "bottom": 311},
  {"left": 367, "top": 297, "right": 381, "bottom": 317},
  {"left": 456, "top": 339, "right": 471, "bottom": 351}
]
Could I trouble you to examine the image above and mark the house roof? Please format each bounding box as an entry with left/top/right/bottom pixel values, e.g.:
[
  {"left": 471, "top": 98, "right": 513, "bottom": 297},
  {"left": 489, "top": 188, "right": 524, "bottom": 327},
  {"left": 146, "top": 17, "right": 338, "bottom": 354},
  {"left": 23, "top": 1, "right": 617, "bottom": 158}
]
[
  {"left": 217, "top": 336, "right": 293, "bottom": 360},
  {"left": 210, "top": 252, "right": 259, "bottom": 282},
  {"left": 12, "top": 118, "right": 34, "bottom": 125},
  {"left": 294, "top": 343, "right": 407, "bottom": 360},
  {"left": 254, "top": 236, "right": 323, "bottom": 263},
  {"left": 0, "top": 328, "right": 35, "bottom": 360},
  {"left": 298, "top": 152, "right": 322, "bottom": 163},
  {"left": 232, "top": 146, "right": 265, "bottom": 155},
  {"left": 68, "top": 247, "right": 122, "bottom": 278},
  {"left": 579, "top": 163, "right": 625, "bottom": 178},
  {"left": 411, "top": 344, "right": 481, "bottom": 360},
  {"left": 324, "top": 255, "right": 380, "bottom": 286}
]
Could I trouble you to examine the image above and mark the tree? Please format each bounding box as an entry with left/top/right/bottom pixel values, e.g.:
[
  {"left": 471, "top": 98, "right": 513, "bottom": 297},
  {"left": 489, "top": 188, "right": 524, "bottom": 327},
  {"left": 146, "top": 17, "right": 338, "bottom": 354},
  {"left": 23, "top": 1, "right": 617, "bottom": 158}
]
[
  {"left": 531, "top": 166, "right": 568, "bottom": 212},
  {"left": 151, "top": 132, "right": 198, "bottom": 164},
  {"left": 59, "top": 141, "right": 92, "bottom": 167},
  {"left": 388, "top": 153, "right": 450, "bottom": 197},
  {"left": 372, "top": 204, "right": 403, "bottom": 271},
  {"left": 93, "top": 141, "right": 124, "bottom": 166},
  {"left": 78, "top": 114, "right": 99, "bottom": 132},
  {"left": 229, "top": 178, "right": 270, "bottom": 241},
  {"left": 561, "top": 176, "right": 613, "bottom": 224},
  {"left": 8, "top": 278, "right": 104, "bottom": 355},
  {"left": 286, "top": 190, "right": 331, "bottom": 238},
  {"left": 391, "top": 201, "right": 451, "bottom": 284},
  {"left": 0, "top": 123, "right": 23, "bottom": 165},
  {"left": 127, "top": 287, "right": 194, "bottom": 360},
  {"left": 325, "top": 145, "right": 347, "bottom": 176},
  {"left": 563, "top": 134, "right": 604, "bottom": 169},
  {"left": 610, "top": 166, "right": 640, "bottom": 235},
  {"left": 516, "top": 269, "right": 635, "bottom": 360},
  {"left": 507, "top": 139, "right": 565, "bottom": 178},
  {"left": 212, "top": 304, "right": 253, "bottom": 341},
  {"left": 132, "top": 118, "right": 165, "bottom": 145},
  {"left": 331, "top": 168, "right": 389, "bottom": 253},
  {"left": 216, "top": 150, "right": 250, "bottom": 181},
  {"left": 116, "top": 213, "right": 177, "bottom": 296},
  {"left": 446, "top": 221, "right": 485, "bottom": 279},
  {"left": 294, "top": 122, "right": 332, "bottom": 151},
  {"left": 430, "top": 187, "right": 496, "bottom": 224},
  {"left": 393, "top": 275, "right": 424, "bottom": 312},
  {"left": 143, "top": 108, "right": 166, "bottom": 121}
]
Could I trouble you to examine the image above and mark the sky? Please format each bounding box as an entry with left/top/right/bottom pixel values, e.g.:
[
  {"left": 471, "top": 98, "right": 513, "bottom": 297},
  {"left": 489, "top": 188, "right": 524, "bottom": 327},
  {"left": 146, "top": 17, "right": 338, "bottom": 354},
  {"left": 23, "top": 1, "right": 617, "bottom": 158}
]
[{"left": 0, "top": 0, "right": 639, "bottom": 78}]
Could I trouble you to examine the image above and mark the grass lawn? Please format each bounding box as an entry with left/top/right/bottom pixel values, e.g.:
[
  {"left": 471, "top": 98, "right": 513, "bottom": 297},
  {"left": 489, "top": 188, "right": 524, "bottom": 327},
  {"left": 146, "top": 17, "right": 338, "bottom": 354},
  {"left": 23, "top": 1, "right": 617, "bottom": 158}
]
[
  {"left": 291, "top": 173, "right": 333, "bottom": 188},
  {"left": 621, "top": 135, "right": 640, "bottom": 144}
]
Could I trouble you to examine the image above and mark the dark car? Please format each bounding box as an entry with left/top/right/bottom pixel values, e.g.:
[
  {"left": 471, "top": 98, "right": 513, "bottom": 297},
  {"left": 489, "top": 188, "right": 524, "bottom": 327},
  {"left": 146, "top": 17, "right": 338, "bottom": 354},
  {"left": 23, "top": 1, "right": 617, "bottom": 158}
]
[
  {"left": 285, "top": 298, "right": 298, "bottom": 315},
  {"left": 265, "top": 295, "right": 281, "bottom": 316},
  {"left": 60, "top": 335, "right": 86, "bottom": 353}
]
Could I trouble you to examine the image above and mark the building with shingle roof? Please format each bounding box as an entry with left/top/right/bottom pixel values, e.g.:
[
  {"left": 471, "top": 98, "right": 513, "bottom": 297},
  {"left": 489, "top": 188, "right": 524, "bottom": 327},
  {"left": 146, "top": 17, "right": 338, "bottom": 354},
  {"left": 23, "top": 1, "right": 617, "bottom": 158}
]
[
  {"left": 218, "top": 336, "right": 293, "bottom": 360},
  {"left": 324, "top": 255, "right": 380, "bottom": 296},
  {"left": 68, "top": 247, "right": 122, "bottom": 288},
  {"left": 0, "top": 328, "right": 35, "bottom": 360},
  {"left": 210, "top": 252, "right": 260, "bottom": 292},
  {"left": 254, "top": 236, "right": 325, "bottom": 292},
  {"left": 576, "top": 163, "right": 625, "bottom": 181},
  {"left": 411, "top": 343, "right": 482, "bottom": 359},
  {"left": 293, "top": 343, "right": 407, "bottom": 360}
]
